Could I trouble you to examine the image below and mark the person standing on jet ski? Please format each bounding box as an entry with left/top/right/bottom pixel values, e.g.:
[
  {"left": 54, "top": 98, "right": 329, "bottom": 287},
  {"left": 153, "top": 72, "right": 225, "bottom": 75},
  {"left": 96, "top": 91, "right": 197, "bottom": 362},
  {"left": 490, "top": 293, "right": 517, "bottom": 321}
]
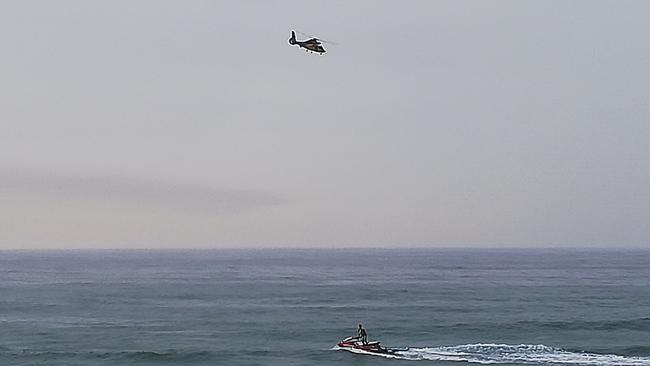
[{"left": 357, "top": 324, "right": 368, "bottom": 344}]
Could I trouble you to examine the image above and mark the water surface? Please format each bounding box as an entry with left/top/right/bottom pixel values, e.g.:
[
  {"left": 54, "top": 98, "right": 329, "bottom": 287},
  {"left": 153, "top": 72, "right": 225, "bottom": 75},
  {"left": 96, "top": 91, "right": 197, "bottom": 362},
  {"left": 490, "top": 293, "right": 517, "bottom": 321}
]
[{"left": 1, "top": 249, "right": 649, "bottom": 365}]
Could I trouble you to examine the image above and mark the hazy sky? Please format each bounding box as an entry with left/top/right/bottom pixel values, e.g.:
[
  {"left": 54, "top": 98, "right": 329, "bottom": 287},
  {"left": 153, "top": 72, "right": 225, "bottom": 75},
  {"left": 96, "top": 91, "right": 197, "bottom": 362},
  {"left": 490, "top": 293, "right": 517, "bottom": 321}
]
[{"left": 1, "top": 1, "right": 649, "bottom": 249}]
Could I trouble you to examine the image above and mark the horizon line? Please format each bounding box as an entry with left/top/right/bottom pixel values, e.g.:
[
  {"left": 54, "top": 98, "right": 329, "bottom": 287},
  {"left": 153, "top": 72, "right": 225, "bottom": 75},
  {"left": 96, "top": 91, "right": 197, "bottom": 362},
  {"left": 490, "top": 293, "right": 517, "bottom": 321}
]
[{"left": 1, "top": 246, "right": 648, "bottom": 252}]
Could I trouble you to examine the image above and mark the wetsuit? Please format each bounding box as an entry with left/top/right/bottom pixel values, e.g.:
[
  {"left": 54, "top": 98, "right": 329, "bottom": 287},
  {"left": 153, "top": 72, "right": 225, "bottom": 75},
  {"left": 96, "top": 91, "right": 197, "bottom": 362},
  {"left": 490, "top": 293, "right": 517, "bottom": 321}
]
[{"left": 358, "top": 327, "right": 368, "bottom": 344}]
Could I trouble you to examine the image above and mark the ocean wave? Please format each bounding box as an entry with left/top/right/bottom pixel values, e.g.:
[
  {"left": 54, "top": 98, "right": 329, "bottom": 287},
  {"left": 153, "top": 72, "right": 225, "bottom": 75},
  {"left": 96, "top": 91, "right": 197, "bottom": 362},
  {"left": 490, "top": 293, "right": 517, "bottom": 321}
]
[
  {"left": 621, "top": 347, "right": 650, "bottom": 357},
  {"left": 514, "top": 318, "right": 650, "bottom": 332},
  {"left": 1, "top": 349, "right": 215, "bottom": 362},
  {"left": 439, "top": 318, "right": 650, "bottom": 332},
  {"left": 339, "top": 343, "right": 650, "bottom": 365}
]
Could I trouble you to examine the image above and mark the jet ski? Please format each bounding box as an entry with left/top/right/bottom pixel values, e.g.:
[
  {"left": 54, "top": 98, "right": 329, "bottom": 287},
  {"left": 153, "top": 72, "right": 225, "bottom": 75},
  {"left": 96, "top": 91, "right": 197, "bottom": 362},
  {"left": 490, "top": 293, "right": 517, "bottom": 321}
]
[{"left": 337, "top": 336, "right": 408, "bottom": 355}]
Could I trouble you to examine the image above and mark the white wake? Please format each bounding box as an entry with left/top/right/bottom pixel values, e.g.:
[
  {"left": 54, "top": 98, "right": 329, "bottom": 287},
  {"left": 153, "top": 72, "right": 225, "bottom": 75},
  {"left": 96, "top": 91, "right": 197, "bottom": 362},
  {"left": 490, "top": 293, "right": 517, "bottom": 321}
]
[{"left": 336, "top": 343, "right": 650, "bottom": 365}]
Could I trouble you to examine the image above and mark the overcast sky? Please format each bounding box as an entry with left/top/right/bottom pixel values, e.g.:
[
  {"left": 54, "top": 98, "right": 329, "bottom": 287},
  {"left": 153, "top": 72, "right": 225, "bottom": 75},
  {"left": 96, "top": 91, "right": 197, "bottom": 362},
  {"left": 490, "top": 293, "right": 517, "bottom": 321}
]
[{"left": 1, "top": 1, "right": 648, "bottom": 249}]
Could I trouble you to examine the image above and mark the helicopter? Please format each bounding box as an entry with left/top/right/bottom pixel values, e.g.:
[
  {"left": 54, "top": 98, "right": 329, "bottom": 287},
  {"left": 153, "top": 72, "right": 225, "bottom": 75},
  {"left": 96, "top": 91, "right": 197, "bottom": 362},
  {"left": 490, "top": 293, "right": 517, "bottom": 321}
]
[{"left": 288, "top": 30, "right": 326, "bottom": 54}]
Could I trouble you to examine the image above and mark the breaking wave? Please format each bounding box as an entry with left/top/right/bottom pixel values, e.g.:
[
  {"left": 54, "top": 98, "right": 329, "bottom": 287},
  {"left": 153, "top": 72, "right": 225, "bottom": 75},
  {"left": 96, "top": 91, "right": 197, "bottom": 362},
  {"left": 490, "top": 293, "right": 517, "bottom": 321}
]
[{"left": 338, "top": 343, "right": 650, "bottom": 365}]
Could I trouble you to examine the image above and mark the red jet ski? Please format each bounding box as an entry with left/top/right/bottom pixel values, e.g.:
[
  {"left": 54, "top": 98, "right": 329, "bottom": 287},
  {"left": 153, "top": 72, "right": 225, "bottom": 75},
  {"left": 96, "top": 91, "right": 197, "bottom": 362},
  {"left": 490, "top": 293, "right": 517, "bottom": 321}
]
[{"left": 337, "top": 336, "right": 407, "bottom": 355}]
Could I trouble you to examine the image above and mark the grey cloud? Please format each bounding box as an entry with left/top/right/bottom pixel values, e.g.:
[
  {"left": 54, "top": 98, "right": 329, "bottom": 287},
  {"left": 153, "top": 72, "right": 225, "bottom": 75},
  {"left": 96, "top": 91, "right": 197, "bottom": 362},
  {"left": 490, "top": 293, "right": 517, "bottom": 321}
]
[{"left": 0, "top": 167, "right": 286, "bottom": 215}]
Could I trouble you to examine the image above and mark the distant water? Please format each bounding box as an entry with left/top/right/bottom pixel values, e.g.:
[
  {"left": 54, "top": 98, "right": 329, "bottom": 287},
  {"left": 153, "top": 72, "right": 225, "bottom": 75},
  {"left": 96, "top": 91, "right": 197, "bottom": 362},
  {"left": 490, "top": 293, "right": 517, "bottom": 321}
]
[{"left": 1, "top": 249, "right": 650, "bottom": 366}]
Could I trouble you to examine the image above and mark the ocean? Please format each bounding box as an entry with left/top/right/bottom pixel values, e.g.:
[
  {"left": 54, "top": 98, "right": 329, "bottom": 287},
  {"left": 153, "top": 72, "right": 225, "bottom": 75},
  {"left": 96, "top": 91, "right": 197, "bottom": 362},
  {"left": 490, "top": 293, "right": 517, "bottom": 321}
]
[{"left": 1, "top": 249, "right": 649, "bottom": 366}]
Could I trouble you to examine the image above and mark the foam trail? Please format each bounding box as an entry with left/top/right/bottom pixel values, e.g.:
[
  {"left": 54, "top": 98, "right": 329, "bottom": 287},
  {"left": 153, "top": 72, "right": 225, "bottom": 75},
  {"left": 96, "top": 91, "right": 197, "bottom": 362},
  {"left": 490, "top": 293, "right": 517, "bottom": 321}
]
[{"left": 337, "top": 343, "right": 650, "bottom": 365}]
